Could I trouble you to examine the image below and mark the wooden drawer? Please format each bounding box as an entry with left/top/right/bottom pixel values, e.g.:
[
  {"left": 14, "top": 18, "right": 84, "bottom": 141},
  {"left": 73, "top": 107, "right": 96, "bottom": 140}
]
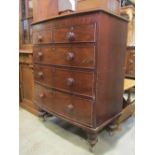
[
  {"left": 33, "top": 30, "right": 52, "bottom": 44},
  {"left": 35, "top": 84, "right": 93, "bottom": 126},
  {"left": 34, "top": 65, "right": 95, "bottom": 97},
  {"left": 53, "top": 23, "right": 96, "bottom": 43},
  {"left": 33, "top": 45, "right": 95, "bottom": 69}
]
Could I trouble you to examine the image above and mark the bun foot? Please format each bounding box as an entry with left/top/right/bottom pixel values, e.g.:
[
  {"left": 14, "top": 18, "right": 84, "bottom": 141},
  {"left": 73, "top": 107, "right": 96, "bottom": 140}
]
[{"left": 87, "top": 132, "right": 98, "bottom": 152}]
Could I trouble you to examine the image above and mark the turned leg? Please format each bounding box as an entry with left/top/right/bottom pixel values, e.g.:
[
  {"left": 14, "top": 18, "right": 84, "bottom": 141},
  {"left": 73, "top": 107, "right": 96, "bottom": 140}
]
[{"left": 86, "top": 132, "right": 98, "bottom": 152}]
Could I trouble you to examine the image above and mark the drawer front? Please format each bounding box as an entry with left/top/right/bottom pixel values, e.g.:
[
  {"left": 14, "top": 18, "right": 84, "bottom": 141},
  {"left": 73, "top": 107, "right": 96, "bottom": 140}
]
[
  {"left": 33, "top": 45, "right": 95, "bottom": 69},
  {"left": 34, "top": 65, "right": 95, "bottom": 97},
  {"left": 33, "top": 30, "right": 52, "bottom": 44},
  {"left": 53, "top": 23, "right": 96, "bottom": 43},
  {"left": 35, "top": 84, "right": 93, "bottom": 126}
]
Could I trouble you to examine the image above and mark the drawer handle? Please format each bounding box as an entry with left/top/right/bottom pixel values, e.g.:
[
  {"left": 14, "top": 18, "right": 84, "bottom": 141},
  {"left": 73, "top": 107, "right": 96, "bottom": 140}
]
[
  {"left": 67, "top": 32, "right": 75, "bottom": 41},
  {"left": 129, "top": 59, "right": 134, "bottom": 63},
  {"left": 66, "top": 78, "right": 75, "bottom": 86},
  {"left": 37, "top": 52, "right": 43, "bottom": 60},
  {"left": 38, "top": 35, "right": 43, "bottom": 42},
  {"left": 66, "top": 104, "right": 74, "bottom": 113},
  {"left": 66, "top": 52, "right": 75, "bottom": 61},
  {"left": 39, "top": 93, "right": 45, "bottom": 99},
  {"left": 38, "top": 72, "right": 43, "bottom": 78}
]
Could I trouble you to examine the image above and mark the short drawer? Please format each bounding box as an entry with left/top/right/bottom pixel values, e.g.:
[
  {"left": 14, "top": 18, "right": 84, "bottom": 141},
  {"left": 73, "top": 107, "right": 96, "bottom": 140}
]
[
  {"left": 53, "top": 23, "right": 96, "bottom": 43},
  {"left": 35, "top": 84, "right": 93, "bottom": 126},
  {"left": 34, "top": 65, "right": 95, "bottom": 97},
  {"left": 33, "top": 45, "right": 95, "bottom": 69},
  {"left": 33, "top": 30, "right": 52, "bottom": 44}
]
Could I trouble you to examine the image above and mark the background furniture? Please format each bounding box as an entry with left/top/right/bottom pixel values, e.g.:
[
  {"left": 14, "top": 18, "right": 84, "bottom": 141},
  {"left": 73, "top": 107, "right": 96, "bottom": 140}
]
[
  {"left": 121, "top": 5, "right": 135, "bottom": 79},
  {"left": 125, "top": 46, "right": 135, "bottom": 78},
  {"left": 32, "top": 0, "right": 58, "bottom": 22},
  {"left": 108, "top": 78, "right": 135, "bottom": 134},
  {"left": 32, "top": 9, "right": 127, "bottom": 149},
  {"left": 76, "top": 0, "right": 121, "bottom": 14},
  {"left": 19, "top": 0, "right": 38, "bottom": 114},
  {"left": 20, "top": 53, "right": 37, "bottom": 114}
]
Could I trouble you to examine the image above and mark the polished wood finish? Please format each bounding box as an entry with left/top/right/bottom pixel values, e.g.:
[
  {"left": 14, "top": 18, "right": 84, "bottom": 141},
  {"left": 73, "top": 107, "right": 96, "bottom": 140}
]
[
  {"left": 53, "top": 23, "right": 96, "bottom": 43},
  {"left": 76, "top": 0, "right": 121, "bottom": 15},
  {"left": 34, "top": 65, "right": 95, "bottom": 97},
  {"left": 32, "top": 23, "right": 96, "bottom": 44},
  {"left": 32, "top": 10, "right": 127, "bottom": 148},
  {"left": 35, "top": 84, "right": 93, "bottom": 126},
  {"left": 33, "top": 0, "right": 58, "bottom": 22},
  {"left": 33, "top": 45, "right": 95, "bottom": 69}
]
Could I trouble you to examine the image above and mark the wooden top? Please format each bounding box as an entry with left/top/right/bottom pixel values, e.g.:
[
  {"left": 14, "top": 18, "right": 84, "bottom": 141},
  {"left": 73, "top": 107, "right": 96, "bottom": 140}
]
[
  {"left": 32, "top": 8, "right": 128, "bottom": 25},
  {"left": 124, "top": 78, "right": 135, "bottom": 91}
]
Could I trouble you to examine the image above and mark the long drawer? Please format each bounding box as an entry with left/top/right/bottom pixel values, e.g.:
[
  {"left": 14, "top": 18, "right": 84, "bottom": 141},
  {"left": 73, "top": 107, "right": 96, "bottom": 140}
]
[
  {"left": 34, "top": 65, "right": 95, "bottom": 97},
  {"left": 35, "top": 84, "right": 93, "bottom": 126},
  {"left": 33, "top": 45, "right": 95, "bottom": 69}
]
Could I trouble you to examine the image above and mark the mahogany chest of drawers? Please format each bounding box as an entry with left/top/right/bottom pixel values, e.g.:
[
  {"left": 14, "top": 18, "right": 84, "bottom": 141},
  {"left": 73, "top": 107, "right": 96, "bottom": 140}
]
[{"left": 32, "top": 9, "right": 127, "bottom": 148}]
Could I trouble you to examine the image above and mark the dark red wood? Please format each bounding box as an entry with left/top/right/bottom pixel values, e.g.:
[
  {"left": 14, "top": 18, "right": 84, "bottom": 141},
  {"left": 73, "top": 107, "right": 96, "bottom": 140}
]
[
  {"left": 34, "top": 65, "right": 95, "bottom": 97},
  {"left": 32, "top": 10, "right": 128, "bottom": 148},
  {"left": 33, "top": 45, "right": 95, "bottom": 69},
  {"left": 35, "top": 84, "right": 93, "bottom": 126}
]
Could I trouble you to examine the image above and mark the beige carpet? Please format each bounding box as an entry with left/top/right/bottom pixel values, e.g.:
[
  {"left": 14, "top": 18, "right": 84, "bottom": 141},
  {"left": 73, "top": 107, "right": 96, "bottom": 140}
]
[{"left": 19, "top": 108, "right": 135, "bottom": 155}]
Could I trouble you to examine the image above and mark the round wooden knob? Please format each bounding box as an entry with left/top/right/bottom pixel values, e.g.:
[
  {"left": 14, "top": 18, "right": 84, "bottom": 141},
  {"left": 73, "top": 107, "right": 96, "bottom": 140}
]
[
  {"left": 38, "top": 72, "right": 43, "bottom": 78},
  {"left": 129, "top": 59, "right": 134, "bottom": 63},
  {"left": 38, "top": 35, "right": 42, "bottom": 42},
  {"left": 67, "top": 32, "right": 75, "bottom": 41},
  {"left": 66, "top": 104, "right": 74, "bottom": 112},
  {"left": 66, "top": 52, "right": 75, "bottom": 61},
  {"left": 66, "top": 78, "right": 75, "bottom": 86},
  {"left": 38, "top": 52, "right": 43, "bottom": 59},
  {"left": 39, "top": 93, "right": 45, "bottom": 99}
]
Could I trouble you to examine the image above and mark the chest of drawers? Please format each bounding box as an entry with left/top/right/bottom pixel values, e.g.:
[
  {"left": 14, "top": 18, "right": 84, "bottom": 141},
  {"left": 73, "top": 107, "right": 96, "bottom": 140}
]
[{"left": 32, "top": 10, "right": 127, "bottom": 149}]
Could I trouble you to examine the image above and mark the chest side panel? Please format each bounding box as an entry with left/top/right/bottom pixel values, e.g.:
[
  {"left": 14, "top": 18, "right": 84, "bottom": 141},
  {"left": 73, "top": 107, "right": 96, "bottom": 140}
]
[{"left": 95, "top": 13, "right": 128, "bottom": 127}]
